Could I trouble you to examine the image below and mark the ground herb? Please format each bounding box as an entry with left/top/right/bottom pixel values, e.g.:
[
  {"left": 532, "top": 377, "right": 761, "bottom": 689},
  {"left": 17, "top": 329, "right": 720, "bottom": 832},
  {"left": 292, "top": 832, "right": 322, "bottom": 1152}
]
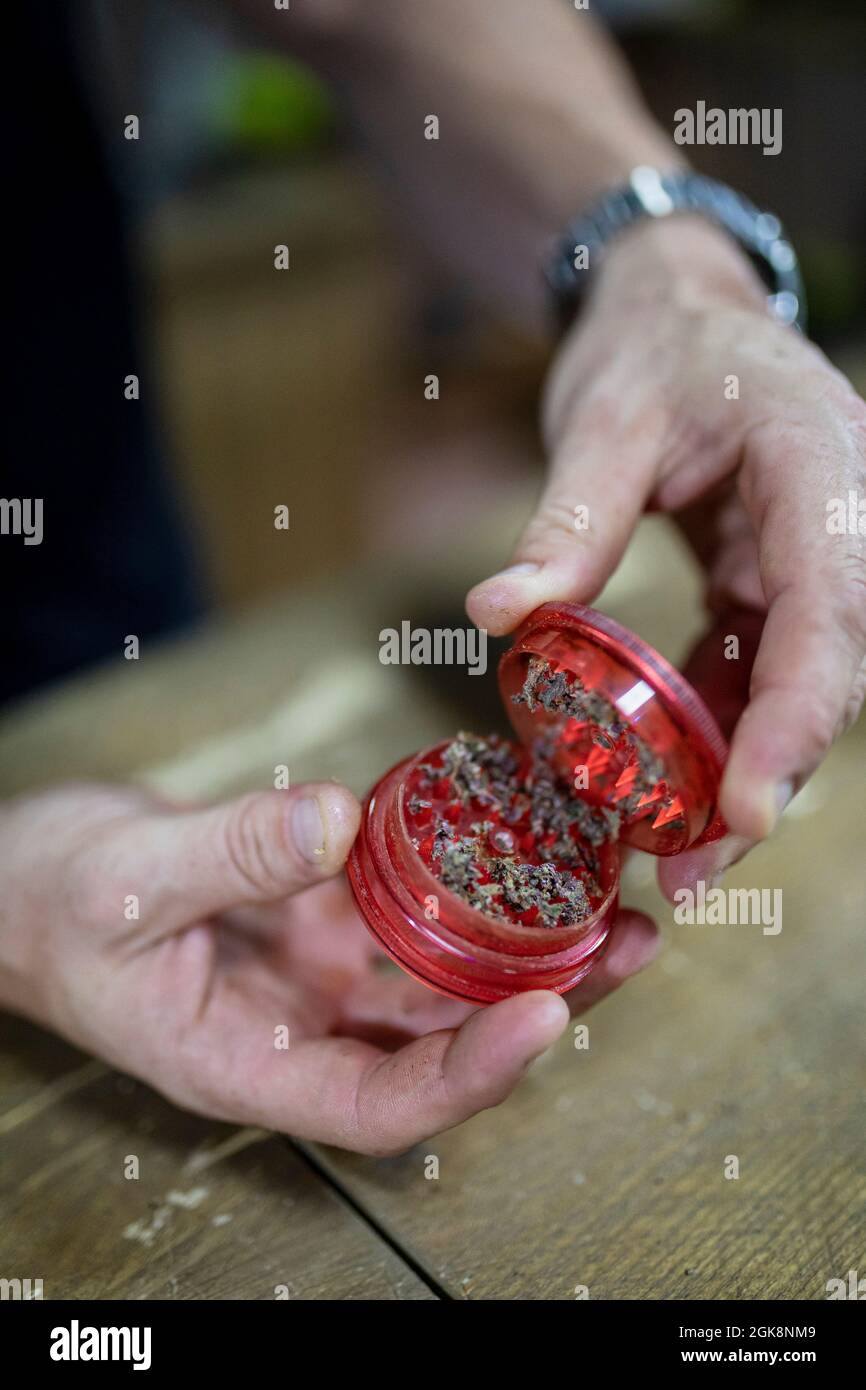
[
  {"left": 406, "top": 729, "right": 610, "bottom": 927},
  {"left": 404, "top": 658, "right": 681, "bottom": 927},
  {"left": 513, "top": 655, "right": 628, "bottom": 747},
  {"left": 515, "top": 657, "right": 678, "bottom": 824}
]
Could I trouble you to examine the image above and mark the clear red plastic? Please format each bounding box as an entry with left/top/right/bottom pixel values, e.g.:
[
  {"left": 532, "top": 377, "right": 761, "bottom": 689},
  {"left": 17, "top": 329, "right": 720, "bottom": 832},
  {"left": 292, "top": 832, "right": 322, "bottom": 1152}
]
[{"left": 347, "top": 603, "right": 727, "bottom": 1004}]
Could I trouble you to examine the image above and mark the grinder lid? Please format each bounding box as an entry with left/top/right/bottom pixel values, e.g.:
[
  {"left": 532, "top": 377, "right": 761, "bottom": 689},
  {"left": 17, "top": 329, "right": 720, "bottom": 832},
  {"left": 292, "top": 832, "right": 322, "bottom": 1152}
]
[{"left": 498, "top": 603, "right": 727, "bottom": 856}]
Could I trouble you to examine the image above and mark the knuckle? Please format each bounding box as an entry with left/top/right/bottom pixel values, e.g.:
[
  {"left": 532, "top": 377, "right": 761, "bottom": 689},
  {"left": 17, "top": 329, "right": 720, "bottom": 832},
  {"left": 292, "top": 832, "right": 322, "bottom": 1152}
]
[
  {"left": 831, "top": 556, "right": 866, "bottom": 653},
  {"left": 568, "top": 391, "right": 619, "bottom": 440},
  {"left": 221, "top": 793, "right": 289, "bottom": 898},
  {"left": 842, "top": 662, "right": 866, "bottom": 734},
  {"left": 524, "top": 496, "right": 590, "bottom": 551},
  {"left": 576, "top": 383, "right": 669, "bottom": 447},
  {"left": 796, "top": 691, "right": 842, "bottom": 765}
]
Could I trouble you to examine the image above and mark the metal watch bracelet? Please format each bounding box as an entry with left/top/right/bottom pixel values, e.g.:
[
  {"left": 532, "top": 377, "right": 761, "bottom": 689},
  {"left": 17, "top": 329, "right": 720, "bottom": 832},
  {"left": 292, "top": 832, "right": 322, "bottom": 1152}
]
[{"left": 547, "top": 166, "right": 807, "bottom": 333}]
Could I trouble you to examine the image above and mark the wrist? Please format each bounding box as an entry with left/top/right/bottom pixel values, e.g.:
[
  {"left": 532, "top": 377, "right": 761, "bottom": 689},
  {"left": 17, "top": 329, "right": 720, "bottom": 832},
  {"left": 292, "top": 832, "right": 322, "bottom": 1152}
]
[{"left": 592, "top": 213, "right": 770, "bottom": 316}]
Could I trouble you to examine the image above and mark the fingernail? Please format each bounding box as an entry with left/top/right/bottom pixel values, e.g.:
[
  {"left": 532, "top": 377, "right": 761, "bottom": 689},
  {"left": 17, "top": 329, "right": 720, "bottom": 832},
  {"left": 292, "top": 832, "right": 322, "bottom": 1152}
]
[
  {"left": 775, "top": 780, "right": 794, "bottom": 818},
  {"left": 292, "top": 796, "right": 327, "bottom": 862},
  {"left": 717, "top": 834, "right": 755, "bottom": 873},
  {"left": 758, "top": 778, "right": 795, "bottom": 836},
  {"left": 486, "top": 561, "right": 541, "bottom": 581}
]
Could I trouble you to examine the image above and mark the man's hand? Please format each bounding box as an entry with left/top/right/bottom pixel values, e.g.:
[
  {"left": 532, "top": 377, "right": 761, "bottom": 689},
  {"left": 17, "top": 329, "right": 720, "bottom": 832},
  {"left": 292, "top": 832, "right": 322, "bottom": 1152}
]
[
  {"left": 0, "top": 782, "right": 657, "bottom": 1155},
  {"left": 468, "top": 217, "right": 866, "bottom": 885}
]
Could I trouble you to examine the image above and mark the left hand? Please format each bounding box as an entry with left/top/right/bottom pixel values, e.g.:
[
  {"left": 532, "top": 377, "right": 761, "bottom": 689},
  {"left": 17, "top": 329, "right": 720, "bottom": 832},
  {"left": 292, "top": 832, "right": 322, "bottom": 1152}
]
[
  {"left": 467, "top": 215, "right": 866, "bottom": 888},
  {"left": 0, "top": 782, "right": 657, "bottom": 1155}
]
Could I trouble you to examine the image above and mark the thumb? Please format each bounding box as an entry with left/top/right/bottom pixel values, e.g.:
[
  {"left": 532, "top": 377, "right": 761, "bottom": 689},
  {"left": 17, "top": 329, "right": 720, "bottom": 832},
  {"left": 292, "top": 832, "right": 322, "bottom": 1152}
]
[{"left": 131, "top": 783, "right": 361, "bottom": 930}]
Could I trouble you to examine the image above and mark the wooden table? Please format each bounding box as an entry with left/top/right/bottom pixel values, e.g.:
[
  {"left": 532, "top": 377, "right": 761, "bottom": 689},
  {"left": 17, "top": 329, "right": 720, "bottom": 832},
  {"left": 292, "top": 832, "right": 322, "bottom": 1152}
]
[{"left": 1, "top": 526, "right": 863, "bottom": 1300}]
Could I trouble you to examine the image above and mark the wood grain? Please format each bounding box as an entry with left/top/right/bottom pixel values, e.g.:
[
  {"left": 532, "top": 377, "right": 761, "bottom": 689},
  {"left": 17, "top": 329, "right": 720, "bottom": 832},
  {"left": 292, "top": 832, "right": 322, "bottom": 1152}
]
[
  {"left": 298, "top": 548, "right": 866, "bottom": 1299},
  {"left": 307, "top": 740, "right": 866, "bottom": 1298},
  {"left": 1, "top": 525, "right": 863, "bottom": 1299},
  {"left": 0, "top": 1015, "right": 433, "bottom": 1301}
]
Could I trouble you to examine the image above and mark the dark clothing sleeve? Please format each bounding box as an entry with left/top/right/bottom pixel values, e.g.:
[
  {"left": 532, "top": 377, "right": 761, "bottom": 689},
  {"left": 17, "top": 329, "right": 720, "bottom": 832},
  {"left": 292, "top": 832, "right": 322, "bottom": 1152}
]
[{"left": 4, "top": 6, "right": 204, "bottom": 706}]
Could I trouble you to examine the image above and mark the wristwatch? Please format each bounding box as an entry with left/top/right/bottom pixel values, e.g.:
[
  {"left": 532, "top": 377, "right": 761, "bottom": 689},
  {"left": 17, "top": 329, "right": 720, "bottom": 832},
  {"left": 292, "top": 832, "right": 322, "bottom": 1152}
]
[{"left": 546, "top": 166, "right": 807, "bottom": 333}]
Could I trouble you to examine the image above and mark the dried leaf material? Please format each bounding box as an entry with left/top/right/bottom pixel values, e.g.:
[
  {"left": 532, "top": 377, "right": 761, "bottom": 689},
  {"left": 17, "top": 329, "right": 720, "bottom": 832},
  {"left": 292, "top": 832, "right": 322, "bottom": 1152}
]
[
  {"left": 405, "top": 730, "right": 615, "bottom": 929},
  {"left": 514, "top": 658, "right": 680, "bottom": 829},
  {"left": 513, "top": 656, "right": 628, "bottom": 743}
]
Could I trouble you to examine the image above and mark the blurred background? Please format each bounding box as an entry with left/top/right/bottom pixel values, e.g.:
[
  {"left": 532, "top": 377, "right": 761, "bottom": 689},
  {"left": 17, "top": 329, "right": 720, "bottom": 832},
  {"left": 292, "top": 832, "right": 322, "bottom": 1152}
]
[
  {"left": 77, "top": 0, "right": 864, "bottom": 627},
  {"left": 8, "top": 0, "right": 864, "bottom": 726}
]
